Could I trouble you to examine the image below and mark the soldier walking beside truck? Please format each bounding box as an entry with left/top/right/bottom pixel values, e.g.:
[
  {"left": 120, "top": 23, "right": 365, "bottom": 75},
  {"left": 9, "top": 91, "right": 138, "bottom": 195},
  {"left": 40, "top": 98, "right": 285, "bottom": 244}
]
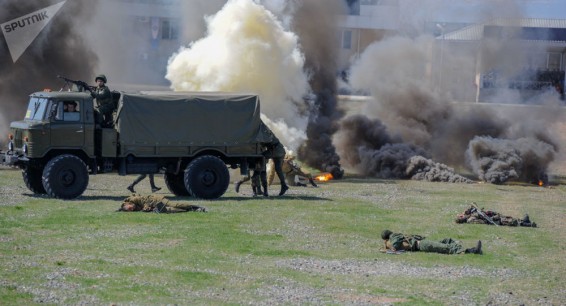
[
  {"left": 260, "top": 124, "right": 289, "bottom": 196},
  {"left": 235, "top": 159, "right": 266, "bottom": 196},
  {"left": 128, "top": 174, "right": 162, "bottom": 193}
]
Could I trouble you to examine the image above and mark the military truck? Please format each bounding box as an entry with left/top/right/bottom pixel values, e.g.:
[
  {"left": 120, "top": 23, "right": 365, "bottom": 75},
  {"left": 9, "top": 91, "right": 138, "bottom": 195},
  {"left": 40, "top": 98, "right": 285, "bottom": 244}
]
[{"left": 1, "top": 89, "right": 274, "bottom": 199}]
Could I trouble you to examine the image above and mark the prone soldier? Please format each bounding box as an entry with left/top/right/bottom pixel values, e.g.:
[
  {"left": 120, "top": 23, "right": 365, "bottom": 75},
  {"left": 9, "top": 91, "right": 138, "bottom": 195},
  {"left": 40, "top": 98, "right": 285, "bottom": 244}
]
[
  {"left": 117, "top": 194, "right": 207, "bottom": 213},
  {"left": 381, "top": 230, "right": 482, "bottom": 255},
  {"left": 267, "top": 151, "right": 318, "bottom": 188},
  {"left": 455, "top": 203, "right": 537, "bottom": 227}
]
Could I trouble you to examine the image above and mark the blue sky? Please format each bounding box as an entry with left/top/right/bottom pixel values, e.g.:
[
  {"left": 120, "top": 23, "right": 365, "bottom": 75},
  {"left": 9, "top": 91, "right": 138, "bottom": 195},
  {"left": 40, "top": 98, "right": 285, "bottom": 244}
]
[{"left": 522, "top": 0, "right": 566, "bottom": 19}]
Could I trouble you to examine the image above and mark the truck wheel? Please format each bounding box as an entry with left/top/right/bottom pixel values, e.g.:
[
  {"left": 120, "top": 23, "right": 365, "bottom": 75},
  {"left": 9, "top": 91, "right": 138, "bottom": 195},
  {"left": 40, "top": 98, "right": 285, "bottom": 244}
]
[
  {"left": 164, "top": 172, "right": 191, "bottom": 196},
  {"left": 22, "top": 166, "right": 46, "bottom": 194},
  {"left": 42, "top": 154, "right": 89, "bottom": 199},
  {"left": 185, "top": 155, "right": 229, "bottom": 199}
]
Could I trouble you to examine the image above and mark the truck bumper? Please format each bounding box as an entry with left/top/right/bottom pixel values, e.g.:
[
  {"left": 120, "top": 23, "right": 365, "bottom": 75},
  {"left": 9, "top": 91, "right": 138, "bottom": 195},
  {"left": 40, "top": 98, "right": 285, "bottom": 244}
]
[{"left": 1, "top": 150, "right": 22, "bottom": 167}]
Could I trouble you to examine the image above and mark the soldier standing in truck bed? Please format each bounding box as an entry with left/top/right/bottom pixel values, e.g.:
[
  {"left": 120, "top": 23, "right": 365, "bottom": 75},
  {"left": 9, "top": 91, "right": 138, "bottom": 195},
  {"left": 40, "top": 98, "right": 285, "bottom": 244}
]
[{"left": 91, "top": 74, "right": 114, "bottom": 127}]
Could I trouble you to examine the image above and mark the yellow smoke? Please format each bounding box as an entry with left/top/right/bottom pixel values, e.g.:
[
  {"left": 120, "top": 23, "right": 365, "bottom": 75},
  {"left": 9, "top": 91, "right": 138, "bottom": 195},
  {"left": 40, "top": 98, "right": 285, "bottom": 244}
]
[{"left": 166, "top": 0, "right": 311, "bottom": 151}]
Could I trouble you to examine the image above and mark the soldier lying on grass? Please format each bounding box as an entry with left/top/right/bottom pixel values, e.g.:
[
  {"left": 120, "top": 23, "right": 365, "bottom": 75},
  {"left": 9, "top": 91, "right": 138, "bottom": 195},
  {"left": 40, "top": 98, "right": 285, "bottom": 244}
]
[
  {"left": 455, "top": 202, "right": 536, "bottom": 227},
  {"left": 117, "top": 194, "right": 207, "bottom": 213},
  {"left": 381, "top": 230, "right": 483, "bottom": 255}
]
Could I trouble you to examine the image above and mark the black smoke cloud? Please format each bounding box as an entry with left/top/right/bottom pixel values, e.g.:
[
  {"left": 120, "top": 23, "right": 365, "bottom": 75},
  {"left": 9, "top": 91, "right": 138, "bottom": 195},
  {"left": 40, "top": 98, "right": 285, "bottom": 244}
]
[
  {"left": 0, "top": 0, "right": 97, "bottom": 146},
  {"left": 335, "top": 114, "right": 470, "bottom": 182},
  {"left": 292, "top": 0, "right": 346, "bottom": 178},
  {"left": 466, "top": 136, "right": 557, "bottom": 184},
  {"left": 340, "top": 32, "right": 562, "bottom": 184}
]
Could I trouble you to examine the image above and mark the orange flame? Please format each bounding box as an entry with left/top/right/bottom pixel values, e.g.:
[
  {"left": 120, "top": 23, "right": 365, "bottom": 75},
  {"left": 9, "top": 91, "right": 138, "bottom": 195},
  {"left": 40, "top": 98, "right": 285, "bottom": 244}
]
[
  {"left": 538, "top": 180, "right": 544, "bottom": 186},
  {"left": 315, "top": 173, "right": 333, "bottom": 182}
]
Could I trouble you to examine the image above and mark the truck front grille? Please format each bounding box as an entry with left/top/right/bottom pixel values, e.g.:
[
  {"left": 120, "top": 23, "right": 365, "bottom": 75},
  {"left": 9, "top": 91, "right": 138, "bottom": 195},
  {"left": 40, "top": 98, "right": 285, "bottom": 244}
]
[{"left": 14, "top": 129, "right": 23, "bottom": 148}]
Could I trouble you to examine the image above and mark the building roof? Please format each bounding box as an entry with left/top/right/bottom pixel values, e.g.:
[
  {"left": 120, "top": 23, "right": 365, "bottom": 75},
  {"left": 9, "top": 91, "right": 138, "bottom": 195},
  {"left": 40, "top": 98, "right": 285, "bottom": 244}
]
[{"left": 441, "top": 18, "right": 566, "bottom": 43}]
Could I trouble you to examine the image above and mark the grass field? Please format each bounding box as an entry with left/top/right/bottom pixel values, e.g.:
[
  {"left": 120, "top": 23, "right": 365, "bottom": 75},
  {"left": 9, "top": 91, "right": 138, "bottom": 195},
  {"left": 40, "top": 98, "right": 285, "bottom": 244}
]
[{"left": 0, "top": 167, "right": 565, "bottom": 305}]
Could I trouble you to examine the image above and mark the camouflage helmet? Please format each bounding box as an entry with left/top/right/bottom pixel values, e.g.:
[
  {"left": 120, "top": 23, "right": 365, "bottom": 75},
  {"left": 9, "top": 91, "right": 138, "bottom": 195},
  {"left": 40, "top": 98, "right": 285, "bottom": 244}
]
[
  {"left": 455, "top": 213, "right": 467, "bottom": 223},
  {"left": 284, "top": 150, "right": 296, "bottom": 160},
  {"left": 381, "top": 229, "right": 393, "bottom": 240},
  {"left": 95, "top": 74, "right": 107, "bottom": 83}
]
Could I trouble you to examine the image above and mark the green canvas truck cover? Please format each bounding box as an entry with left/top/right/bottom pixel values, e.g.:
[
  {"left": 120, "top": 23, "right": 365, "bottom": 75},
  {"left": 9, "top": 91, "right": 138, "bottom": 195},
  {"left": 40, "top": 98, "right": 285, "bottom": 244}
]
[{"left": 115, "top": 91, "right": 265, "bottom": 146}]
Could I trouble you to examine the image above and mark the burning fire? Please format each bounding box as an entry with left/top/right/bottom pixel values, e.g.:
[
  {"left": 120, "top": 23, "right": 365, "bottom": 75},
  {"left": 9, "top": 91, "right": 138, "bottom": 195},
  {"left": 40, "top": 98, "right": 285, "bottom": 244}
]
[
  {"left": 315, "top": 172, "right": 334, "bottom": 182},
  {"left": 538, "top": 180, "right": 544, "bottom": 187}
]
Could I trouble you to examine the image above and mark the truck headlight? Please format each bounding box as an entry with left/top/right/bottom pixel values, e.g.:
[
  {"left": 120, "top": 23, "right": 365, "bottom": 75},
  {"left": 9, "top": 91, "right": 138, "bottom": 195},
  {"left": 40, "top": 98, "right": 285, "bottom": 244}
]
[
  {"left": 23, "top": 143, "right": 28, "bottom": 155},
  {"left": 8, "top": 141, "right": 14, "bottom": 152}
]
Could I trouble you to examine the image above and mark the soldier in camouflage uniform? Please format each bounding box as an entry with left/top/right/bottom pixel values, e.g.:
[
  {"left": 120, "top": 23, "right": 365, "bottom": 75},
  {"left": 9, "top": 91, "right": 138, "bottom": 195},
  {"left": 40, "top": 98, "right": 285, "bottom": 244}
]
[
  {"left": 267, "top": 151, "right": 318, "bottom": 188},
  {"left": 455, "top": 203, "right": 537, "bottom": 227},
  {"left": 235, "top": 159, "right": 265, "bottom": 197},
  {"left": 91, "top": 74, "right": 115, "bottom": 127},
  {"left": 381, "top": 230, "right": 483, "bottom": 255},
  {"left": 260, "top": 125, "right": 288, "bottom": 196},
  {"left": 117, "top": 194, "right": 207, "bottom": 213}
]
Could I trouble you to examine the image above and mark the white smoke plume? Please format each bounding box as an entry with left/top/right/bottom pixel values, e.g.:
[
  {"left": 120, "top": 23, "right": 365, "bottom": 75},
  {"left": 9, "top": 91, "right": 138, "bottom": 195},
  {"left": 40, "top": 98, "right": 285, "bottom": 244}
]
[{"left": 166, "top": 0, "right": 311, "bottom": 151}]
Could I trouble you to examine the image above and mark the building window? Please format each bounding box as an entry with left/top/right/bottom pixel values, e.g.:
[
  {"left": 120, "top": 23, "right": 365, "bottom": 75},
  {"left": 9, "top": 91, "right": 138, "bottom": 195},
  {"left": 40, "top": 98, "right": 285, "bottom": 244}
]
[
  {"left": 161, "top": 19, "right": 178, "bottom": 40},
  {"left": 548, "top": 53, "right": 562, "bottom": 70},
  {"left": 346, "top": 0, "right": 360, "bottom": 15},
  {"left": 342, "top": 30, "right": 352, "bottom": 49}
]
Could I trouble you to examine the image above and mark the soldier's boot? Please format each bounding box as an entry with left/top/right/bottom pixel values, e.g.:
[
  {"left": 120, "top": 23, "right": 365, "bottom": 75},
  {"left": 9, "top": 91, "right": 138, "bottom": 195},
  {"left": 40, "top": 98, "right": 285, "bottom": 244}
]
[
  {"left": 279, "top": 184, "right": 289, "bottom": 196},
  {"left": 235, "top": 181, "right": 242, "bottom": 193},
  {"left": 255, "top": 184, "right": 263, "bottom": 197},
  {"left": 465, "top": 240, "right": 483, "bottom": 255},
  {"left": 309, "top": 178, "right": 318, "bottom": 187},
  {"left": 149, "top": 176, "right": 161, "bottom": 193},
  {"left": 128, "top": 175, "right": 146, "bottom": 193},
  {"left": 519, "top": 214, "right": 537, "bottom": 227},
  {"left": 260, "top": 172, "right": 268, "bottom": 197},
  {"left": 252, "top": 185, "right": 259, "bottom": 196},
  {"left": 151, "top": 187, "right": 162, "bottom": 193}
]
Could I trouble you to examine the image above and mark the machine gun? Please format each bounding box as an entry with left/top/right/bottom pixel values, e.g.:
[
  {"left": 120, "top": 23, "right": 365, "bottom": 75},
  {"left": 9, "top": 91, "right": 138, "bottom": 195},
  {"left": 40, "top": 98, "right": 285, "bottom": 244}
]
[
  {"left": 470, "top": 202, "right": 499, "bottom": 226},
  {"left": 57, "top": 75, "right": 95, "bottom": 93}
]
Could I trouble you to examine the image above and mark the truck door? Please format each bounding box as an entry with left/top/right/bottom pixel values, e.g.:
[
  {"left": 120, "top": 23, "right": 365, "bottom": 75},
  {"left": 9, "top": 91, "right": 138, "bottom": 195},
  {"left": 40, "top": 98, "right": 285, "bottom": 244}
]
[{"left": 50, "top": 100, "right": 85, "bottom": 147}]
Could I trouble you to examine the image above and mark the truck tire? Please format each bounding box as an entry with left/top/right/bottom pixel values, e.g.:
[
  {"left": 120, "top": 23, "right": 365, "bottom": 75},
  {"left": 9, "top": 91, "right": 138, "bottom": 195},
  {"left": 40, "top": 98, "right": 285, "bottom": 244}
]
[
  {"left": 184, "top": 155, "right": 229, "bottom": 199},
  {"left": 164, "top": 172, "right": 191, "bottom": 196},
  {"left": 22, "top": 166, "right": 46, "bottom": 194},
  {"left": 42, "top": 154, "right": 89, "bottom": 199}
]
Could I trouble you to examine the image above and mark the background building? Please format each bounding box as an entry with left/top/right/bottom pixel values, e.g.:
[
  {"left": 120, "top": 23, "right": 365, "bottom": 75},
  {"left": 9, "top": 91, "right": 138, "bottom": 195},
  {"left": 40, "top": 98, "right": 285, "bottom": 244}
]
[{"left": 337, "top": 0, "right": 566, "bottom": 103}]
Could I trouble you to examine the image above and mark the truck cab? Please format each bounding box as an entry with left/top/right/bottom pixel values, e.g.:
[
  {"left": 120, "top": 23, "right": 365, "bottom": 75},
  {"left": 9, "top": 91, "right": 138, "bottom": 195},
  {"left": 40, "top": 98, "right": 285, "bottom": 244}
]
[{"left": 5, "top": 91, "right": 97, "bottom": 163}]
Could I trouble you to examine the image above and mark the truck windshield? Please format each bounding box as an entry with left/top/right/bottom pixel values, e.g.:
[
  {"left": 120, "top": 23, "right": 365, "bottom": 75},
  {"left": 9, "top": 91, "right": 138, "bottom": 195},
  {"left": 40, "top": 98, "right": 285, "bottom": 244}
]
[{"left": 24, "top": 97, "right": 50, "bottom": 120}]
